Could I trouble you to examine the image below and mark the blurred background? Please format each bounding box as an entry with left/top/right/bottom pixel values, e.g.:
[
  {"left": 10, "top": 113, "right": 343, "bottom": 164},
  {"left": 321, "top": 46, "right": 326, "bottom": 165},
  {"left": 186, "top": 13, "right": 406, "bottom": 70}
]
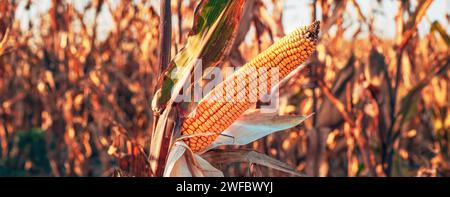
[{"left": 0, "top": 0, "right": 448, "bottom": 177}]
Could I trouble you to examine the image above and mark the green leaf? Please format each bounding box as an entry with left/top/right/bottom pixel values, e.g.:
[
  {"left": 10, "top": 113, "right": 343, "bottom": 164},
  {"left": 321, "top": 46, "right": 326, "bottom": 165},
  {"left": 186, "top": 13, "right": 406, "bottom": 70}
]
[{"left": 356, "top": 163, "right": 365, "bottom": 177}]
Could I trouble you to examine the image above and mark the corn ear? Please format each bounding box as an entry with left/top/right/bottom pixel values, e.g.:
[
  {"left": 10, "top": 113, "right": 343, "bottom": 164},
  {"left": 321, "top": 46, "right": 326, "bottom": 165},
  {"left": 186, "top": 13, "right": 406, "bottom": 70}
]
[{"left": 181, "top": 21, "right": 320, "bottom": 152}]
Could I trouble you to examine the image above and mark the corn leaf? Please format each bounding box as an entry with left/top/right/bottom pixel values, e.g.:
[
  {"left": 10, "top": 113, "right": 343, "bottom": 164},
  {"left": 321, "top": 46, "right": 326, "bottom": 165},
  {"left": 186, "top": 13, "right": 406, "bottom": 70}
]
[
  {"left": 397, "top": 0, "right": 433, "bottom": 50},
  {"left": 165, "top": 141, "right": 223, "bottom": 177},
  {"left": 397, "top": 58, "right": 449, "bottom": 124},
  {"left": 192, "top": 154, "right": 224, "bottom": 177},
  {"left": 202, "top": 149, "right": 303, "bottom": 176},
  {"left": 164, "top": 141, "right": 187, "bottom": 177},
  {"left": 203, "top": 110, "right": 312, "bottom": 152},
  {"left": 430, "top": 21, "right": 450, "bottom": 47},
  {"left": 169, "top": 154, "right": 193, "bottom": 177},
  {"left": 316, "top": 55, "right": 355, "bottom": 128},
  {"left": 0, "top": 28, "right": 9, "bottom": 55},
  {"left": 152, "top": 0, "right": 250, "bottom": 112}
]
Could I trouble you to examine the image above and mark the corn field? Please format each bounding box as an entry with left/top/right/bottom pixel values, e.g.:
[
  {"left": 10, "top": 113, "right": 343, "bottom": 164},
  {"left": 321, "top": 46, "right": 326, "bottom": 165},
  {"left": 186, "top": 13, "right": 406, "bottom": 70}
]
[{"left": 0, "top": 0, "right": 449, "bottom": 177}]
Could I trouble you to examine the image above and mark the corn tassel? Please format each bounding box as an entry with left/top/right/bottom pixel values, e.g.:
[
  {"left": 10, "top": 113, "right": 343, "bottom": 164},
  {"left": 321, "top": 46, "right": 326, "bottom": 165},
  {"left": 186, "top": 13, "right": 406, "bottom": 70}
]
[{"left": 181, "top": 21, "right": 320, "bottom": 152}]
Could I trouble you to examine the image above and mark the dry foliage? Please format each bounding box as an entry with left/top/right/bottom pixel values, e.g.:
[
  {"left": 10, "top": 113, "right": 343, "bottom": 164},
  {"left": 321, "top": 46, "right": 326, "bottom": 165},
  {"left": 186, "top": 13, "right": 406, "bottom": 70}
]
[{"left": 0, "top": 0, "right": 448, "bottom": 177}]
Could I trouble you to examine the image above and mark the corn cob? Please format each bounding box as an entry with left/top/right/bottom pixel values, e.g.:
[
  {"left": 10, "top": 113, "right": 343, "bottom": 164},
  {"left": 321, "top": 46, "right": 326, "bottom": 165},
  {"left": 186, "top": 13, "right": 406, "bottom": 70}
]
[{"left": 181, "top": 21, "right": 320, "bottom": 152}]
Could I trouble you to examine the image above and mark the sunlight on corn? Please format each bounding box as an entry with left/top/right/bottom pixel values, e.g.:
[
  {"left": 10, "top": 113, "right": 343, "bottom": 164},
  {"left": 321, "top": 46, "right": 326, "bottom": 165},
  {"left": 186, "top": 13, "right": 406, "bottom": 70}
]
[{"left": 181, "top": 21, "right": 320, "bottom": 152}]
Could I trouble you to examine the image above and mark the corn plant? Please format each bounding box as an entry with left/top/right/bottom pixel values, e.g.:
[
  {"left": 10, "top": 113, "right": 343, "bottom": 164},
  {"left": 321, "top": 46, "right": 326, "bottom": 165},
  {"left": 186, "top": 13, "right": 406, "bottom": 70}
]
[{"left": 148, "top": 0, "right": 319, "bottom": 177}]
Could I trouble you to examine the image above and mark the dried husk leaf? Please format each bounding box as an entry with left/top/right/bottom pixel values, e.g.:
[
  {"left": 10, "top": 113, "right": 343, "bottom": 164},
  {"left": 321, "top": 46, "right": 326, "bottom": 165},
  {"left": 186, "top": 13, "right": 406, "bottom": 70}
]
[
  {"left": 202, "top": 110, "right": 312, "bottom": 152},
  {"left": 202, "top": 149, "right": 303, "bottom": 176},
  {"left": 165, "top": 141, "right": 223, "bottom": 177}
]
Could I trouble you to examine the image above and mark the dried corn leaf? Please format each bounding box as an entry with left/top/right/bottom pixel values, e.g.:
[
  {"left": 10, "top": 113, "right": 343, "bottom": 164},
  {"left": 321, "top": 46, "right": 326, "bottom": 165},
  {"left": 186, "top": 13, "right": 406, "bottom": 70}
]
[
  {"left": 0, "top": 27, "right": 8, "bottom": 55},
  {"left": 398, "top": 58, "right": 449, "bottom": 123},
  {"left": 430, "top": 21, "right": 450, "bottom": 46},
  {"left": 203, "top": 149, "right": 303, "bottom": 176},
  {"left": 164, "top": 141, "right": 187, "bottom": 177},
  {"left": 165, "top": 141, "right": 223, "bottom": 177},
  {"left": 203, "top": 110, "right": 311, "bottom": 152}
]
